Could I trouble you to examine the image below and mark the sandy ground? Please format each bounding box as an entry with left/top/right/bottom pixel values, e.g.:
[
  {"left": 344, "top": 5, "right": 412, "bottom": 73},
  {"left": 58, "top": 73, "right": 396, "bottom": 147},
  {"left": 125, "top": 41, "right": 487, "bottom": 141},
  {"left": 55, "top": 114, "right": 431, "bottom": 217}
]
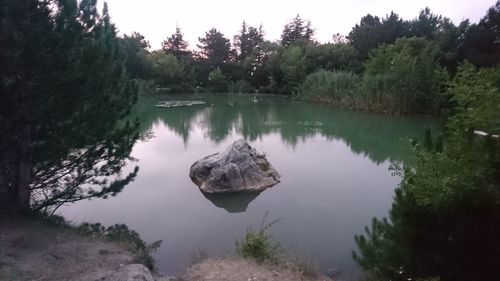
[
  {"left": 180, "top": 258, "right": 334, "bottom": 281},
  {"left": 0, "top": 216, "right": 136, "bottom": 281}
]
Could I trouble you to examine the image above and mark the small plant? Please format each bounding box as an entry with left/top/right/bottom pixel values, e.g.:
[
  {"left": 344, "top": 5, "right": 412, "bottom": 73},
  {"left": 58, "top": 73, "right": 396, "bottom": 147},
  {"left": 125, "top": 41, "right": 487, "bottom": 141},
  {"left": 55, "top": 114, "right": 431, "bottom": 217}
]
[{"left": 235, "top": 211, "right": 282, "bottom": 264}]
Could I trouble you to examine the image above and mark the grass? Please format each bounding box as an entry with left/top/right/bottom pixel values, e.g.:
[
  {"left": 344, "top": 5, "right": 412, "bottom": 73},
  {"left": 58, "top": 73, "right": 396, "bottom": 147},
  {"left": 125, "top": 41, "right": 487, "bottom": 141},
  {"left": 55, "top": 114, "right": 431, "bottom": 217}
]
[
  {"left": 235, "top": 211, "right": 282, "bottom": 264},
  {"left": 299, "top": 69, "right": 361, "bottom": 104},
  {"left": 299, "top": 69, "right": 433, "bottom": 115},
  {"left": 235, "top": 211, "right": 325, "bottom": 279}
]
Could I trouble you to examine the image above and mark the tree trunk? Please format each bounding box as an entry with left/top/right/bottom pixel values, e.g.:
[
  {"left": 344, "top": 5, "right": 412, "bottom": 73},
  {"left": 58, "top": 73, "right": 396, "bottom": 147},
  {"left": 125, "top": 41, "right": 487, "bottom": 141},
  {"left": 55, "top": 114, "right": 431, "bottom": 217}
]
[
  {"left": 1, "top": 125, "right": 32, "bottom": 212},
  {"left": 14, "top": 124, "right": 32, "bottom": 211},
  {"left": 16, "top": 159, "right": 31, "bottom": 211}
]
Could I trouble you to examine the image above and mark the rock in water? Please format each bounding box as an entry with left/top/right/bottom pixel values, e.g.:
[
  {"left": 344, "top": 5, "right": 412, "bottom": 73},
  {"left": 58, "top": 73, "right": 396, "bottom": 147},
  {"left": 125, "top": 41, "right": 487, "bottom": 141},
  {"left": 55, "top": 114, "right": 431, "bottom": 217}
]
[{"left": 189, "top": 139, "right": 280, "bottom": 193}]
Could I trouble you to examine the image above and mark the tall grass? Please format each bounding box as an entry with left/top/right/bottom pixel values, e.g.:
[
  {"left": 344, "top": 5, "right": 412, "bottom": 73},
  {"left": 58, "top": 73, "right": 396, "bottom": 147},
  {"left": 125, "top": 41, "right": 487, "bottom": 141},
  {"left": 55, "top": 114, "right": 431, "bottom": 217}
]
[
  {"left": 299, "top": 70, "right": 361, "bottom": 105},
  {"left": 299, "top": 69, "right": 441, "bottom": 115}
]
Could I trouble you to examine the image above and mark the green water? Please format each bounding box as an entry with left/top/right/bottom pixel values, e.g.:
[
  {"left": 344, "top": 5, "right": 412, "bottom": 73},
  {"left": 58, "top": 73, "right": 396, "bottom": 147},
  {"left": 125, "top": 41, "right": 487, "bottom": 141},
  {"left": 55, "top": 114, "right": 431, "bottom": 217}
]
[{"left": 61, "top": 93, "right": 439, "bottom": 280}]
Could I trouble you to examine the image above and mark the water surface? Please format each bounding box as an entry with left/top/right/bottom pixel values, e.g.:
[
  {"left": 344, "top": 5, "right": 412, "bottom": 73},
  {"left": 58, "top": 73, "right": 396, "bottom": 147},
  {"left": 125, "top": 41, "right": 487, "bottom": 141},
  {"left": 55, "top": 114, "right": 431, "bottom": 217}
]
[{"left": 61, "top": 94, "right": 439, "bottom": 280}]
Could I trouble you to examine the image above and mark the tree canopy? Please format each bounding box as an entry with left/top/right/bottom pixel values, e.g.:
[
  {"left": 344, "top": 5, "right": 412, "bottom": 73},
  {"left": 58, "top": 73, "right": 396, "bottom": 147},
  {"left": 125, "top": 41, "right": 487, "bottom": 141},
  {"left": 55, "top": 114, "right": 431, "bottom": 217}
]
[{"left": 0, "top": 0, "right": 139, "bottom": 212}]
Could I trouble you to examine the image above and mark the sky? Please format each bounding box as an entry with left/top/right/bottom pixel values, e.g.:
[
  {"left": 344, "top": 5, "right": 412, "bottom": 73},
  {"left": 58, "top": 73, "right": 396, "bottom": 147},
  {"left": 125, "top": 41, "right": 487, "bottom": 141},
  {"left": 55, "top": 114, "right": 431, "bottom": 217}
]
[{"left": 99, "top": 0, "right": 497, "bottom": 50}]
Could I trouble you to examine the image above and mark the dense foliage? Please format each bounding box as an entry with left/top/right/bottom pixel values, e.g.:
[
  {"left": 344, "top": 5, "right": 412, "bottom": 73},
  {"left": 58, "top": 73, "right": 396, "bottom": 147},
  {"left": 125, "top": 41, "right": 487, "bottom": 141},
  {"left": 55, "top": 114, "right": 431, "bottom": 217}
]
[
  {"left": 126, "top": 2, "right": 500, "bottom": 115},
  {"left": 352, "top": 63, "right": 500, "bottom": 281},
  {"left": 0, "top": 0, "right": 139, "bottom": 212}
]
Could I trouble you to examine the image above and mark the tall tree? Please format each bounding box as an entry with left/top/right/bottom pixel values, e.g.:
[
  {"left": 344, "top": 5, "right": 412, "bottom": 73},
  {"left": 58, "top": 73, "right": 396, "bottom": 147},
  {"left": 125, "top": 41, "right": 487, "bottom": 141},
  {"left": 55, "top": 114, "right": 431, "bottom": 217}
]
[
  {"left": 0, "top": 0, "right": 139, "bottom": 212},
  {"left": 348, "top": 14, "right": 383, "bottom": 57},
  {"left": 121, "top": 32, "right": 150, "bottom": 78},
  {"left": 162, "top": 26, "right": 190, "bottom": 59},
  {"left": 233, "top": 21, "right": 264, "bottom": 62},
  {"left": 349, "top": 12, "right": 410, "bottom": 58},
  {"left": 197, "top": 28, "right": 232, "bottom": 69},
  {"left": 461, "top": 1, "right": 500, "bottom": 67},
  {"left": 281, "top": 14, "right": 314, "bottom": 47},
  {"left": 409, "top": 7, "right": 443, "bottom": 39}
]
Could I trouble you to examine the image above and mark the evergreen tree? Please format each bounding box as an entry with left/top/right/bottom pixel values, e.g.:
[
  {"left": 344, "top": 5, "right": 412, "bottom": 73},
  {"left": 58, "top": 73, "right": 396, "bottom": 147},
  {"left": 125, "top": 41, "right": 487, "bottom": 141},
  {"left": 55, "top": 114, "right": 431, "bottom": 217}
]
[
  {"left": 409, "top": 7, "right": 443, "bottom": 39},
  {"left": 349, "top": 12, "right": 410, "bottom": 58},
  {"left": 197, "top": 28, "right": 232, "bottom": 69},
  {"left": 353, "top": 63, "right": 500, "bottom": 281},
  {"left": 348, "top": 14, "right": 383, "bottom": 57},
  {"left": 121, "top": 32, "right": 151, "bottom": 78},
  {"left": 280, "top": 14, "right": 314, "bottom": 47},
  {"left": 0, "top": 0, "right": 139, "bottom": 212},
  {"left": 461, "top": 1, "right": 500, "bottom": 67},
  {"left": 233, "top": 21, "right": 264, "bottom": 62},
  {"left": 162, "top": 26, "right": 190, "bottom": 59}
]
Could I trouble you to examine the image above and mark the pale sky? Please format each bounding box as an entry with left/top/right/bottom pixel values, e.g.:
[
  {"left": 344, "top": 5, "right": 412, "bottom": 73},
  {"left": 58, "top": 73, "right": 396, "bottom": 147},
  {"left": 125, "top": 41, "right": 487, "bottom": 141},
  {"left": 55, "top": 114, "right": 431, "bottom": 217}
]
[{"left": 99, "top": 0, "right": 497, "bottom": 50}]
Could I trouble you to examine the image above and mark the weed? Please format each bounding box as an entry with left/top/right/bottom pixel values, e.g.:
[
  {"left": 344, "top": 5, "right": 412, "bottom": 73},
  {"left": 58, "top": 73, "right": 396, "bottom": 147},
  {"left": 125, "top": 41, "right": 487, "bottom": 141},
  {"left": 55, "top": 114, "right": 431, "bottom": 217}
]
[{"left": 235, "top": 211, "right": 282, "bottom": 264}]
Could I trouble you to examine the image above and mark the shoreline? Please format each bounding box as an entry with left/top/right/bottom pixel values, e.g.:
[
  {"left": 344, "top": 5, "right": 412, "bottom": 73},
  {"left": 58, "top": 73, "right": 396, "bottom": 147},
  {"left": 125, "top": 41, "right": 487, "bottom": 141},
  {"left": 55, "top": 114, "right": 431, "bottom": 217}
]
[{"left": 0, "top": 215, "right": 335, "bottom": 281}]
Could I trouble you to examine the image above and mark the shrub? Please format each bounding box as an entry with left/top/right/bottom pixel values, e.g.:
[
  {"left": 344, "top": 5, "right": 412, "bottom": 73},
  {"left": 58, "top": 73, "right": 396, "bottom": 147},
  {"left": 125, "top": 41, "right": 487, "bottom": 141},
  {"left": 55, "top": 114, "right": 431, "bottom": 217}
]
[
  {"left": 235, "top": 212, "right": 281, "bottom": 264},
  {"left": 208, "top": 67, "right": 229, "bottom": 93},
  {"left": 228, "top": 79, "right": 253, "bottom": 93}
]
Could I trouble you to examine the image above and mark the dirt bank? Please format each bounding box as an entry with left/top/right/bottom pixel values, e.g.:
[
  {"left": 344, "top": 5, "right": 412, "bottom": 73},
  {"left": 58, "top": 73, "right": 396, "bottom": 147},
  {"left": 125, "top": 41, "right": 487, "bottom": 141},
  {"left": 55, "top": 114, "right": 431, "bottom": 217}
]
[
  {"left": 179, "top": 258, "right": 334, "bottom": 281},
  {"left": 0, "top": 215, "right": 334, "bottom": 281},
  {"left": 0, "top": 215, "right": 154, "bottom": 281}
]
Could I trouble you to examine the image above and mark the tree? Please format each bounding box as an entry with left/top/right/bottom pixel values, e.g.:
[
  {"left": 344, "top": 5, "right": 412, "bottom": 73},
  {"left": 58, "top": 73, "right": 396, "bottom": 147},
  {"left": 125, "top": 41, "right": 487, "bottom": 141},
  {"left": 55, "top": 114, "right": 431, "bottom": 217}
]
[
  {"left": 197, "top": 28, "right": 232, "bottom": 69},
  {"left": 279, "top": 46, "right": 308, "bottom": 93},
  {"left": 353, "top": 63, "right": 500, "bottom": 281},
  {"left": 433, "top": 18, "right": 467, "bottom": 72},
  {"left": 348, "top": 14, "right": 383, "bottom": 58},
  {"left": 331, "top": 33, "right": 348, "bottom": 45},
  {"left": 280, "top": 14, "right": 314, "bottom": 47},
  {"left": 208, "top": 68, "right": 229, "bottom": 92},
  {"left": 233, "top": 21, "right": 264, "bottom": 62},
  {"left": 0, "top": 0, "right": 139, "bottom": 212},
  {"left": 409, "top": 7, "right": 443, "bottom": 40},
  {"left": 461, "top": 1, "right": 500, "bottom": 67},
  {"left": 305, "top": 43, "right": 361, "bottom": 73},
  {"left": 121, "top": 32, "right": 151, "bottom": 78},
  {"left": 349, "top": 12, "right": 410, "bottom": 58},
  {"left": 149, "top": 51, "right": 186, "bottom": 89},
  {"left": 162, "top": 26, "right": 190, "bottom": 59},
  {"left": 363, "top": 37, "right": 445, "bottom": 114}
]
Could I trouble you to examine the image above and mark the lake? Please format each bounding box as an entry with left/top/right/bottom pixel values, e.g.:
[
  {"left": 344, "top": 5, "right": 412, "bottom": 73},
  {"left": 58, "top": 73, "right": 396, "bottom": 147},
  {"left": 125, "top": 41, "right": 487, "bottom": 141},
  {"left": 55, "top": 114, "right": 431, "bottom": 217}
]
[{"left": 60, "top": 93, "right": 439, "bottom": 280}]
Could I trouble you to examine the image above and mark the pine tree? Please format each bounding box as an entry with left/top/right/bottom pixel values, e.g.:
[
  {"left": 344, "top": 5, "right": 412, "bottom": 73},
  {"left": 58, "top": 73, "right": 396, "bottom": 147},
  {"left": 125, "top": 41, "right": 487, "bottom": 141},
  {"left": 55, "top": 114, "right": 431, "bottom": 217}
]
[
  {"left": 0, "top": 0, "right": 139, "bottom": 212},
  {"left": 162, "top": 26, "right": 190, "bottom": 59},
  {"left": 280, "top": 14, "right": 314, "bottom": 47},
  {"left": 197, "top": 28, "right": 232, "bottom": 69},
  {"left": 233, "top": 21, "right": 264, "bottom": 62}
]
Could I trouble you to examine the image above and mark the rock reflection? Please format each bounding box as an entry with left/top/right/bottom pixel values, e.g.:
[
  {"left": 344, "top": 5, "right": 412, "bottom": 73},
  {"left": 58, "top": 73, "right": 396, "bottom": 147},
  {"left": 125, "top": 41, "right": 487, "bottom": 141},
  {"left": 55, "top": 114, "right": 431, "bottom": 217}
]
[{"left": 201, "top": 191, "right": 263, "bottom": 213}]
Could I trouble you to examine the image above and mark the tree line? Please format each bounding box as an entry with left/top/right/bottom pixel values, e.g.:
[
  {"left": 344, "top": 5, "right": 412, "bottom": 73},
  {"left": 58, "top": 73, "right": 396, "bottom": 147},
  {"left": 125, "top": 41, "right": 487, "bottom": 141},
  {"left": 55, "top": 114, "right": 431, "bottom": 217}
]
[{"left": 122, "top": 3, "right": 500, "bottom": 115}]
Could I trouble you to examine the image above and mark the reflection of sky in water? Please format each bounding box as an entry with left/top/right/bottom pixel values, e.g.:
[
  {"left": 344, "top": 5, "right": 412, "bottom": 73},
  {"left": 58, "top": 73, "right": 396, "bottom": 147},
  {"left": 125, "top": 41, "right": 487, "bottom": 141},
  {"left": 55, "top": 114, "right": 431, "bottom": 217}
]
[{"left": 60, "top": 94, "right": 439, "bottom": 280}]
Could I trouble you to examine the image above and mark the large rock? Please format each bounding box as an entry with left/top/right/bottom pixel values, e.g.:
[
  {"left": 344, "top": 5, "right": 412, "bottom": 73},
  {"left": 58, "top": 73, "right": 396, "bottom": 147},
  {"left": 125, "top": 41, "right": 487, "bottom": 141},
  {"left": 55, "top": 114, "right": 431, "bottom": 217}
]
[{"left": 189, "top": 139, "right": 280, "bottom": 193}]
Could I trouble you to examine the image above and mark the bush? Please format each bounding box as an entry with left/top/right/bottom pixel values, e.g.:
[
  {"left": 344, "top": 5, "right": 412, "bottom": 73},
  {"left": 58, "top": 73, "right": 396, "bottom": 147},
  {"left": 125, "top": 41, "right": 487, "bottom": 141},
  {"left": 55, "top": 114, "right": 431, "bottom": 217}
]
[
  {"left": 362, "top": 37, "right": 446, "bottom": 114},
  {"left": 352, "top": 63, "right": 500, "bottom": 281},
  {"left": 208, "top": 68, "right": 229, "bottom": 93},
  {"left": 235, "top": 212, "right": 281, "bottom": 264},
  {"left": 228, "top": 79, "right": 253, "bottom": 93}
]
